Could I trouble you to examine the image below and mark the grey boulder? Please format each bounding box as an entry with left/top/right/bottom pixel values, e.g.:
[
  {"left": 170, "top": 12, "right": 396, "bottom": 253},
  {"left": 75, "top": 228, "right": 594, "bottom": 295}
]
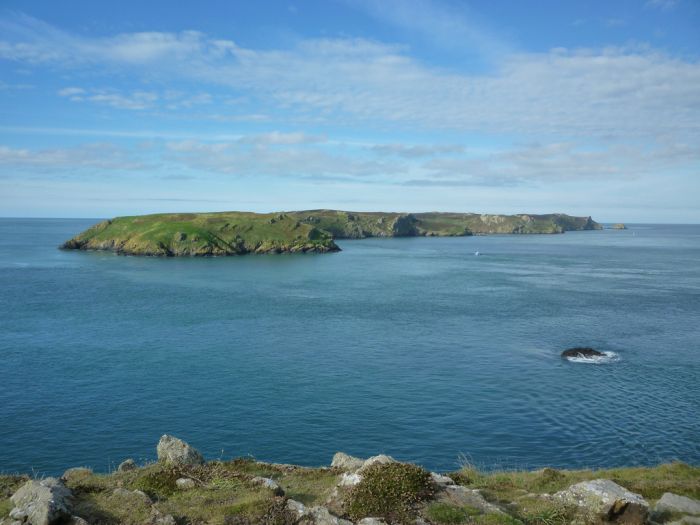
[
  {"left": 655, "top": 493, "right": 700, "bottom": 516},
  {"left": 331, "top": 452, "right": 365, "bottom": 472},
  {"left": 9, "top": 478, "right": 73, "bottom": 525},
  {"left": 117, "top": 458, "right": 137, "bottom": 472},
  {"left": 554, "top": 479, "right": 649, "bottom": 524},
  {"left": 156, "top": 434, "right": 204, "bottom": 466}
]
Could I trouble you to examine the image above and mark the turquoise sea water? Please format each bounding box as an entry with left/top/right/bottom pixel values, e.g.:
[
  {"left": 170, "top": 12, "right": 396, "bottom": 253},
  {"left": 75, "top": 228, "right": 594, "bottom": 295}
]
[{"left": 1, "top": 219, "right": 699, "bottom": 475}]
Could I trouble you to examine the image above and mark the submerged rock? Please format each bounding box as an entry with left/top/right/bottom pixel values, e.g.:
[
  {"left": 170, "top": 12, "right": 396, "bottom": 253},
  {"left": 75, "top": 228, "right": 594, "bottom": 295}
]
[
  {"left": 156, "top": 434, "right": 204, "bottom": 466},
  {"left": 9, "top": 477, "right": 73, "bottom": 525},
  {"left": 554, "top": 479, "right": 648, "bottom": 524},
  {"left": 561, "top": 347, "right": 605, "bottom": 359}
]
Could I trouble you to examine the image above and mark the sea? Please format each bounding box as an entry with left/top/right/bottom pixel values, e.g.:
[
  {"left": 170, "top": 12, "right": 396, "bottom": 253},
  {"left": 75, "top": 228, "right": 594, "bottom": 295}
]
[{"left": 1, "top": 218, "right": 698, "bottom": 476}]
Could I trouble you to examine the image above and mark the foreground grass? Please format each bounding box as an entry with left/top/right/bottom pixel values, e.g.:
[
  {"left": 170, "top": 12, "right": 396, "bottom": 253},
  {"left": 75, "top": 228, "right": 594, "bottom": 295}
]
[{"left": 1, "top": 461, "right": 697, "bottom": 524}]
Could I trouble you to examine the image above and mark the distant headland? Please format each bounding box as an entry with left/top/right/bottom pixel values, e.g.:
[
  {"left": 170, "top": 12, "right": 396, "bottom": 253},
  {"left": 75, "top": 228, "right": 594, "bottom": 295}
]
[{"left": 60, "top": 210, "right": 602, "bottom": 257}]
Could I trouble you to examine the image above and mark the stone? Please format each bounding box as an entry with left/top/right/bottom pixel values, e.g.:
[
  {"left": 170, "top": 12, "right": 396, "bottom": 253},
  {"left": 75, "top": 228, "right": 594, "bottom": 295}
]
[
  {"left": 437, "top": 485, "right": 504, "bottom": 515},
  {"left": 117, "top": 458, "right": 137, "bottom": 472},
  {"left": 358, "top": 455, "right": 396, "bottom": 472},
  {"left": 149, "top": 508, "right": 177, "bottom": 525},
  {"left": 67, "top": 517, "right": 89, "bottom": 525},
  {"left": 554, "top": 479, "right": 649, "bottom": 524},
  {"left": 561, "top": 347, "right": 604, "bottom": 359},
  {"left": 331, "top": 452, "right": 365, "bottom": 472},
  {"left": 111, "top": 487, "right": 152, "bottom": 506},
  {"left": 298, "top": 506, "right": 353, "bottom": 525},
  {"left": 338, "top": 472, "right": 362, "bottom": 487},
  {"left": 430, "top": 472, "right": 455, "bottom": 486},
  {"left": 656, "top": 493, "right": 700, "bottom": 516},
  {"left": 9, "top": 477, "right": 73, "bottom": 525},
  {"left": 250, "top": 476, "right": 284, "bottom": 496},
  {"left": 356, "top": 519, "right": 388, "bottom": 525},
  {"left": 156, "top": 434, "right": 204, "bottom": 466},
  {"left": 61, "top": 468, "right": 92, "bottom": 482},
  {"left": 286, "top": 499, "right": 307, "bottom": 517},
  {"left": 176, "top": 477, "right": 196, "bottom": 490}
]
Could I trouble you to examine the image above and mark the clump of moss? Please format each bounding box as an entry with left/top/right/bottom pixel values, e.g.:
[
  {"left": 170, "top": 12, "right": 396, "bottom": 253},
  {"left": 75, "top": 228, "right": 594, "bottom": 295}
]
[
  {"left": 130, "top": 464, "right": 180, "bottom": 499},
  {"left": 345, "top": 462, "right": 435, "bottom": 523}
]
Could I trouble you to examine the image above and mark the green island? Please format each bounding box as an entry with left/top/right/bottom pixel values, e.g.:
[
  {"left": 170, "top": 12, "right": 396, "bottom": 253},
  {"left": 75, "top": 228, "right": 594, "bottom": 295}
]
[
  {"left": 2, "top": 436, "right": 698, "bottom": 525},
  {"left": 61, "top": 210, "right": 602, "bottom": 256}
]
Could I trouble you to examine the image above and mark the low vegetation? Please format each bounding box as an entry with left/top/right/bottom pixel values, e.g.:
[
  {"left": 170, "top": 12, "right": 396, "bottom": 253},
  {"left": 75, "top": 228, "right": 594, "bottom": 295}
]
[
  {"left": 60, "top": 210, "right": 602, "bottom": 256},
  {"left": 1, "top": 460, "right": 697, "bottom": 524}
]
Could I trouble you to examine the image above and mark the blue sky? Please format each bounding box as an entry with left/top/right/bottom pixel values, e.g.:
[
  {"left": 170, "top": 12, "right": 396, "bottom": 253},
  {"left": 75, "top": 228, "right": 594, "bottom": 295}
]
[{"left": 1, "top": 0, "right": 698, "bottom": 221}]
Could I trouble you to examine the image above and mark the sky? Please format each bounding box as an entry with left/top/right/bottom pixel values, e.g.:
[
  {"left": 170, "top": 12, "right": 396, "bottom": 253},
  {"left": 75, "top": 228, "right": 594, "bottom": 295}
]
[{"left": 0, "top": 0, "right": 699, "bottom": 221}]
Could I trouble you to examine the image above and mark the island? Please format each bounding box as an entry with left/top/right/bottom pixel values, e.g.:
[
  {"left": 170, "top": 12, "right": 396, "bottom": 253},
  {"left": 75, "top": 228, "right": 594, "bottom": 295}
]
[
  {"left": 612, "top": 223, "right": 628, "bottom": 229},
  {"left": 61, "top": 210, "right": 603, "bottom": 256}
]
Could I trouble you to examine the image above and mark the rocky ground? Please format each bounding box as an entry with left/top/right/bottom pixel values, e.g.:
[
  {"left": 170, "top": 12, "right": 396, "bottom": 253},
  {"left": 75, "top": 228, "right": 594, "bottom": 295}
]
[{"left": 1, "top": 435, "right": 698, "bottom": 525}]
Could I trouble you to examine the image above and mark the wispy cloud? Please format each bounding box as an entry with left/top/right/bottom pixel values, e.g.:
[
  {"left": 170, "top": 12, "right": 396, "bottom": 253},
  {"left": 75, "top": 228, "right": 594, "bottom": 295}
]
[
  {"left": 645, "top": 0, "right": 679, "bottom": 10},
  {"left": 2, "top": 13, "right": 698, "bottom": 143},
  {"left": 344, "top": 0, "right": 512, "bottom": 59},
  {"left": 0, "top": 143, "right": 150, "bottom": 171}
]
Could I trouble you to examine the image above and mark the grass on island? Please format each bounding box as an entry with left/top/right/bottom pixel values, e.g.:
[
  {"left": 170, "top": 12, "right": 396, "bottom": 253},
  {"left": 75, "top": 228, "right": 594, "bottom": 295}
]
[
  {"left": 61, "top": 210, "right": 602, "bottom": 257},
  {"left": 1, "top": 460, "right": 697, "bottom": 525}
]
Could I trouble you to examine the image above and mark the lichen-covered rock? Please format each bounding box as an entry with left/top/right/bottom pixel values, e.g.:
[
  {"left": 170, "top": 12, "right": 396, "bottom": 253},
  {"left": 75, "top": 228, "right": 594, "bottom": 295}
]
[
  {"left": 148, "top": 508, "right": 177, "bottom": 525},
  {"left": 339, "top": 472, "right": 363, "bottom": 487},
  {"left": 356, "top": 518, "right": 388, "bottom": 525},
  {"left": 430, "top": 472, "right": 455, "bottom": 486},
  {"left": 298, "top": 506, "right": 353, "bottom": 525},
  {"left": 175, "top": 477, "right": 196, "bottom": 490},
  {"left": 554, "top": 479, "right": 648, "bottom": 524},
  {"left": 156, "top": 434, "right": 204, "bottom": 466},
  {"left": 358, "top": 455, "right": 396, "bottom": 472},
  {"left": 331, "top": 452, "right": 365, "bottom": 472},
  {"left": 250, "top": 476, "right": 284, "bottom": 496},
  {"left": 117, "top": 458, "right": 137, "bottom": 472},
  {"left": 60, "top": 468, "right": 92, "bottom": 482},
  {"left": 437, "top": 485, "right": 505, "bottom": 515},
  {"left": 286, "top": 499, "right": 307, "bottom": 518},
  {"left": 655, "top": 493, "right": 700, "bottom": 516},
  {"left": 9, "top": 477, "right": 73, "bottom": 525},
  {"left": 67, "top": 517, "right": 89, "bottom": 525}
]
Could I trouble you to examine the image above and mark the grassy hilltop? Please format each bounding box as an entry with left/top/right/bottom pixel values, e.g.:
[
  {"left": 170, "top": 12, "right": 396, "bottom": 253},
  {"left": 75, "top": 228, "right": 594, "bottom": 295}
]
[{"left": 61, "top": 210, "right": 602, "bottom": 256}]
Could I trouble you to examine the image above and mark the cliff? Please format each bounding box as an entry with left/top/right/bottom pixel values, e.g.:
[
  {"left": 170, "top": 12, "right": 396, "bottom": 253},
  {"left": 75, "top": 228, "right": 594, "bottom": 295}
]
[{"left": 60, "top": 210, "right": 602, "bottom": 257}]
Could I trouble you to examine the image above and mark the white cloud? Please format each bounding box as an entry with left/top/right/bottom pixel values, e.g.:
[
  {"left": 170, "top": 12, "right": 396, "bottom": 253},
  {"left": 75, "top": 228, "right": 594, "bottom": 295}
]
[
  {"left": 0, "top": 143, "right": 149, "bottom": 171},
  {"left": 2, "top": 14, "right": 696, "bottom": 144},
  {"left": 57, "top": 87, "right": 85, "bottom": 97},
  {"left": 645, "top": 0, "right": 679, "bottom": 10}
]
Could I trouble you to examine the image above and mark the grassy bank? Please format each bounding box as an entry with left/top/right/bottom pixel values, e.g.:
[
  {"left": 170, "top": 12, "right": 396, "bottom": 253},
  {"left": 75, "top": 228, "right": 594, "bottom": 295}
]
[{"left": 2, "top": 459, "right": 696, "bottom": 525}]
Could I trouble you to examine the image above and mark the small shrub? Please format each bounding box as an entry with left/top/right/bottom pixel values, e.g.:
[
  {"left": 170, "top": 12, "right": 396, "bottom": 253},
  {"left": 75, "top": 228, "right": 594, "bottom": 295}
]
[
  {"left": 131, "top": 465, "right": 179, "bottom": 499},
  {"left": 345, "top": 462, "right": 435, "bottom": 523}
]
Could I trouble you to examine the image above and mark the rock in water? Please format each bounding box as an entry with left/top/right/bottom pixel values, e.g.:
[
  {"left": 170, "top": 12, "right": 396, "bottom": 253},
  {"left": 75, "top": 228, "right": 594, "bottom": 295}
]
[
  {"left": 9, "top": 477, "right": 73, "bottom": 525},
  {"left": 156, "top": 434, "right": 205, "bottom": 466},
  {"left": 554, "top": 479, "right": 649, "bottom": 524},
  {"left": 561, "top": 347, "right": 605, "bottom": 359}
]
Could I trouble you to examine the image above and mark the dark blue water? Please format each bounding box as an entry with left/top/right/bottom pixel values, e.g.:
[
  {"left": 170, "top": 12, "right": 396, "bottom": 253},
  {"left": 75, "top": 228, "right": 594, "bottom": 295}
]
[{"left": 1, "top": 219, "right": 699, "bottom": 476}]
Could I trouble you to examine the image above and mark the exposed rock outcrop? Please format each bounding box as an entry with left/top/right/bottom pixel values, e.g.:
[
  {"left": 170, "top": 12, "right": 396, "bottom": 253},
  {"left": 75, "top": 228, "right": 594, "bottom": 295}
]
[
  {"left": 562, "top": 347, "right": 605, "bottom": 359},
  {"left": 9, "top": 478, "right": 73, "bottom": 525},
  {"left": 554, "top": 479, "right": 649, "bottom": 524},
  {"left": 117, "top": 458, "right": 136, "bottom": 472},
  {"left": 156, "top": 434, "right": 204, "bottom": 466},
  {"left": 331, "top": 453, "right": 365, "bottom": 472}
]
